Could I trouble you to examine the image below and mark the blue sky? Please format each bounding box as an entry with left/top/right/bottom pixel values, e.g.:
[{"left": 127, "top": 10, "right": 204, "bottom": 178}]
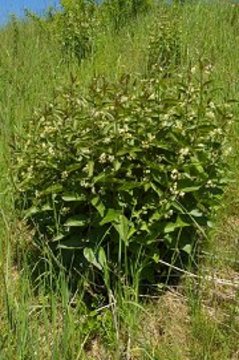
[{"left": 0, "top": 0, "right": 59, "bottom": 24}]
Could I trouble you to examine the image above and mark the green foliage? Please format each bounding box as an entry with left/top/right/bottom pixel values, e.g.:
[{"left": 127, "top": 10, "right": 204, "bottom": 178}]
[
  {"left": 13, "top": 61, "right": 232, "bottom": 288},
  {"left": 102, "top": 0, "right": 153, "bottom": 31},
  {"left": 147, "top": 12, "right": 182, "bottom": 75},
  {"left": 53, "top": 0, "right": 98, "bottom": 62},
  {"left": 1, "top": 2, "right": 239, "bottom": 358}
]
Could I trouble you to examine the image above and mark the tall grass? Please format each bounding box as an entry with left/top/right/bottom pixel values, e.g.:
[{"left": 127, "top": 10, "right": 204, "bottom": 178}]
[{"left": 0, "top": 2, "right": 239, "bottom": 359}]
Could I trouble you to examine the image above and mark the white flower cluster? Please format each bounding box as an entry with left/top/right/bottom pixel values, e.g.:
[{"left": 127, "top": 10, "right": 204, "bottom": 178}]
[
  {"left": 170, "top": 169, "right": 179, "bottom": 180},
  {"left": 164, "top": 209, "right": 173, "bottom": 219},
  {"left": 179, "top": 147, "right": 190, "bottom": 162},
  {"left": 98, "top": 153, "right": 115, "bottom": 164}
]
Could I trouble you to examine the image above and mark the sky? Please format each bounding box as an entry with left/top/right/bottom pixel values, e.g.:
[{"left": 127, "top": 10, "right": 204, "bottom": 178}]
[{"left": 0, "top": 0, "right": 60, "bottom": 24}]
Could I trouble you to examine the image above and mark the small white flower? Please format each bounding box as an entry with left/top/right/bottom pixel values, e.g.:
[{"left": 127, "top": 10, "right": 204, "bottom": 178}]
[
  {"left": 205, "top": 63, "right": 213, "bottom": 74},
  {"left": 206, "top": 111, "right": 215, "bottom": 120},
  {"left": 170, "top": 169, "right": 179, "bottom": 180},
  {"left": 17, "top": 156, "right": 23, "bottom": 165},
  {"left": 209, "top": 101, "right": 216, "bottom": 110},
  {"left": 118, "top": 128, "right": 125, "bottom": 134},
  {"left": 148, "top": 134, "right": 156, "bottom": 142},
  {"left": 205, "top": 180, "right": 214, "bottom": 188},
  {"left": 99, "top": 153, "right": 107, "bottom": 164},
  {"left": 120, "top": 96, "right": 128, "bottom": 103},
  {"left": 61, "top": 171, "right": 68, "bottom": 180},
  {"left": 142, "top": 141, "right": 149, "bottom": 149},
  {"left": 103, "top": 137, "right": 111, "bottom": 144},
  {"left": 179, "top": 147, "right": 190, "bottom": 157}
]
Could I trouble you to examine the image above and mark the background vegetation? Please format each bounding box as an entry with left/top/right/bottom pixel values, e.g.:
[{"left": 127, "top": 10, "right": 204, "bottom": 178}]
[{"left": 0, "top": 1, "right": 239, "bottom": 359}]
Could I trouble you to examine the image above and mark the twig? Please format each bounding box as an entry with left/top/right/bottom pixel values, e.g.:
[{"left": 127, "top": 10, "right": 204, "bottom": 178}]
[{"left": 158, "top": 259, "right": 239, "bottom": 288}]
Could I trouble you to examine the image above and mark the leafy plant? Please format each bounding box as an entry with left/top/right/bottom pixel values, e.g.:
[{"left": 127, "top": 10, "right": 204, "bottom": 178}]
[
  {"left": 53, "top": 0, "right": 98, "bottom": 62},
  {"left": 12, "top": 62, "right": 232, "bottom": 291},
  {"left": 147, "top": 12, "right": 182, "bottom": 75}
]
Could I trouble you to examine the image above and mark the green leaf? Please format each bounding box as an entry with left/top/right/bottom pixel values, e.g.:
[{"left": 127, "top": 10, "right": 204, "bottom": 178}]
[
  {"left": 64, "top": 215, "right": 89, "bottom": 227},
  {"left": 164, "top": 216, "right": 190, "bottom": 233},
  {"left": 100, "top": 209, "right": 121, "bottom": 225},
  {"left": 150, "top": 210, "right": 163, "bottom": 222},
  {"left": 113, "top": 160, "right": 121, "bottom": 171},
  {"left": 98, "top": 247, "right": 107, "bottom": 269},
  {"left": 189, "top": 209, "right": 203, "bottom": 217},
  {"left": 140, "top": 221, "right": 150, "bottom": 233},
  {"left": 93, "top": 172, "right": 113, "bottom": 184},
  {"left": 179, "top": 185, "right": 201, "bottom": 193},
  {"left": 116, "top": 147, "right": 141, "bottom": 156},
  {"left": 177, "top": 178, "right": 201, "bottom": 193},
  {"left": 43, "top": 184, "right": 63, "bottom": 195},
  {"left": 23, "top": 203, "right": 52, "bottom": 219},
  {"left": 88, "top": 160, "right": 94, "bottom": 177},
  {"left": 153, "top": 253, "right": 160, "bottom": 263},
  {"left": 150, "top": 182, "right": 163, "bottom": 197},
  {"left": 41, "top": 204, "right": 53, "bottom": 211},
  {"left": 119, "top": 182, "right": 143, "bottom": 191},
  {"left": 207, "top": 220, "right": 214, "bottom": 228},
  {"left": 23, "top": 206, "right": 38, "bottom": 219},
  {"left": 83, "top": 248, "right": 102, "bottom": 270},
  {"left": 91, "top": 196, "right": 105, "bottom": 217},
  {"left": 192, "top": 163, "right": 205, "bottom": 175},
  {"left": 80, "top": 147, "right": 91, "bottom": 155},
  {"left": 66, "top": 163, "right": 82, "bottom": 172},
  {"left": 182, "top": 244, "right": 192, "bottom": 255},
  {"left": 62, "top": 193, "right": 86, "bottom": 202},
  {"left": 144, "top": 182, "right": 151, "bottom": 191},
  {"left": 52, "top": 233, "right": 66, "bottom": 242},
  {"left": 92, "top": 172, "right": 106, "bottom": 184},
  {"left": 57, "top": 236, "right": 82, "bottom": 250},
  {"left": 113, "top": 215, "right": 130, "bottom": 243}
]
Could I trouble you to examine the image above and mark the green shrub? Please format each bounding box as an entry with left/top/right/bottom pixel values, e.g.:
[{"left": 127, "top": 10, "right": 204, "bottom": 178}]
[
  {"left": 53, "top": 0, "right": 98, "bottom": 62},
  {"left": 147, "top": 12, "right": 182, "bottom": 75},
  {"left": 13, "top": 65, "right": 231, "bottom": 289}
]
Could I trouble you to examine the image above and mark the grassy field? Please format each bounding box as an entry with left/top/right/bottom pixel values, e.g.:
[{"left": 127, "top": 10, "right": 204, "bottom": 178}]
[{"left": 0, "top": 1, "right": 239, "bottom": 359}]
